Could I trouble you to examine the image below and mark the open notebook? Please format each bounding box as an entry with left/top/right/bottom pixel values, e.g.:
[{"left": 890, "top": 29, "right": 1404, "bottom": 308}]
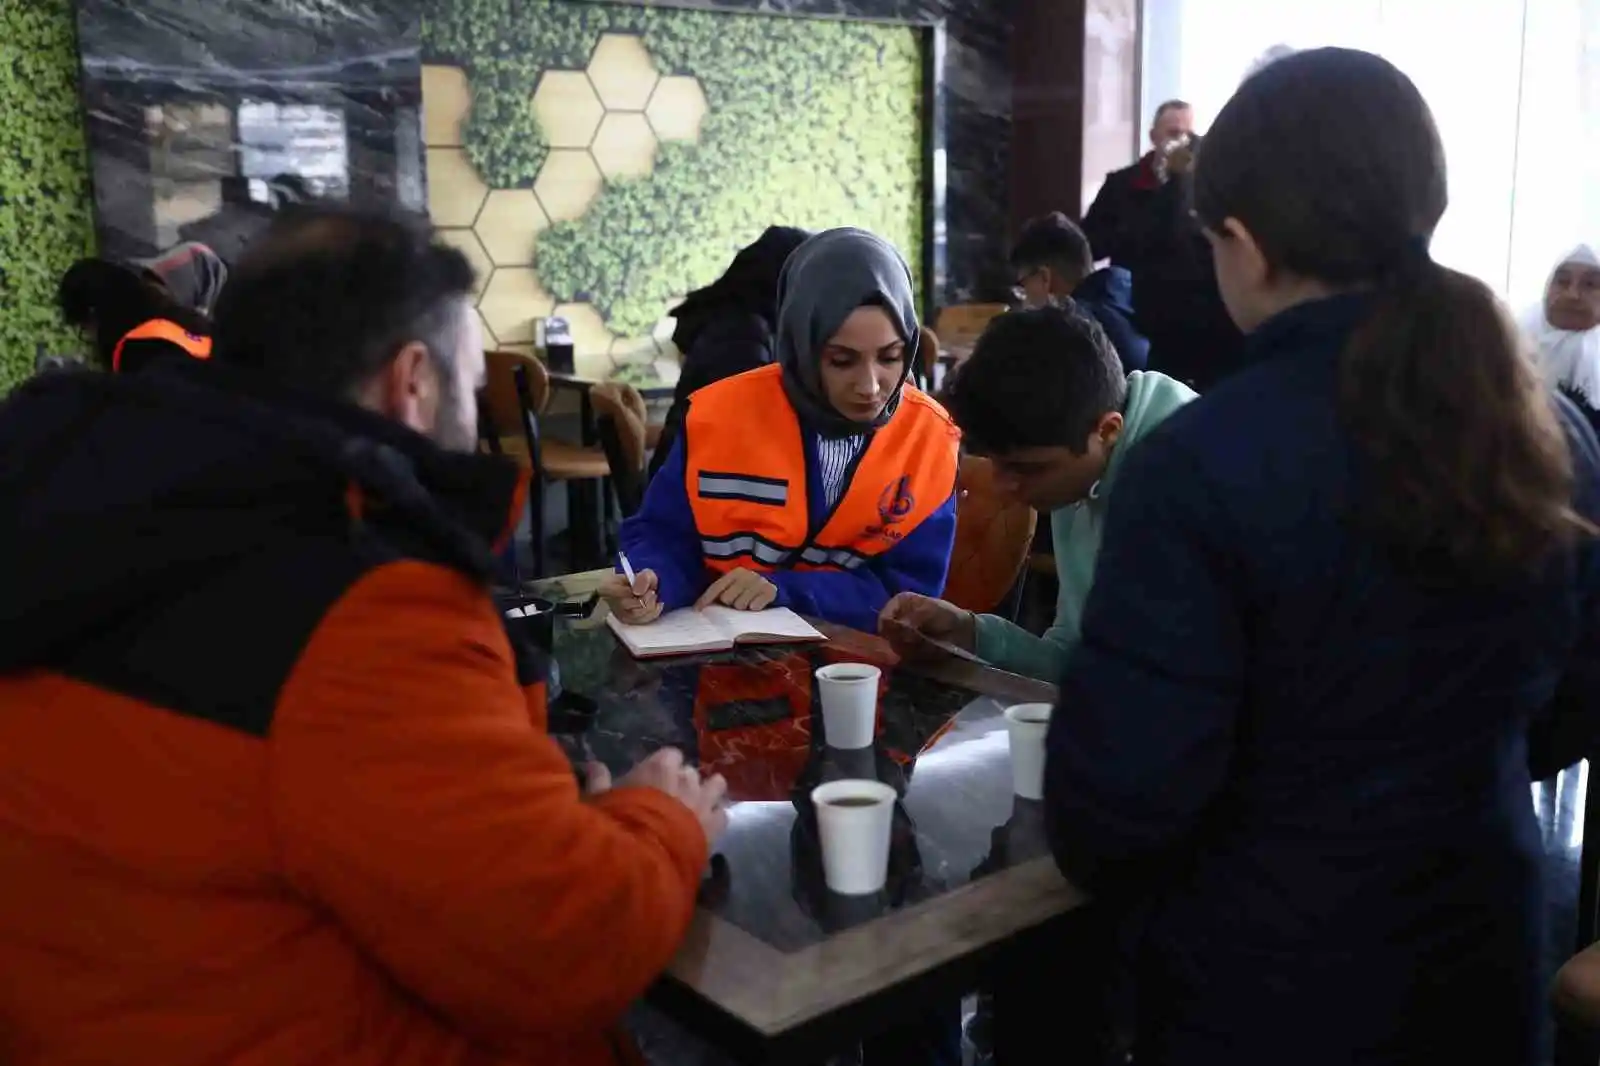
[{"left": 607, "top": 605, "right": 825, "bottom": 659}]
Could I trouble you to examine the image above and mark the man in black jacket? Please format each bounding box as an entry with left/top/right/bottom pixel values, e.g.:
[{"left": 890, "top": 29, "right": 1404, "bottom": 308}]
[
  {"left": 1081, "top": 100, "right": 1194, "bottom": 269},
  {"left": 1082, "top": 101, "right": 1244, "bottom": 390}
]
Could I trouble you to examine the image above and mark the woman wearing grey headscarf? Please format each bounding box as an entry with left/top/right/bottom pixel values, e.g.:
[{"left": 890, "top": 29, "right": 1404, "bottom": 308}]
[{"left": 601, "top": 228, "right": 961, "bottom": 635}]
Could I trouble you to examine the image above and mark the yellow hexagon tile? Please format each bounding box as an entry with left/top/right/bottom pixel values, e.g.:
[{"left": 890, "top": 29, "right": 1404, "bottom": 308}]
[
  {"left": 553, "top": 302, "right": 617, "bottom": 362},
  {"left": 575, "top": 349, "right": 615, "bottom": 381},
  {"left": 653, "top": 302, "right": 684, "bottom": 343},
  {"left": 426, "top": 147, "right": 489, "bottom": 228},
  {"left": 423, "top": 65, "right": 471, "bottom": 147},
  {"left": 591, "top": 112, "right": 658, "bottom": 180},
  {"left": 437, "top": 228, "right": 493, "bottom": 298},
  {"left": 646, "top": 76, "right": 708, "bottom": 143},
  {"left": 652, "top": 356, "right": 682, "bottom": 387},
  {"left": 473, "top": 190, "right": 550, "bottom": 267},
  {"left": 585, "top": 33, "right": 660, "bottom": 111},
  {"left": 609, "top": 335, "right": 662, "bottom": 363},
  {"left": 480, "top": 267, "right": 557, "bottom": 346},
  {"left": 474, "top": 306, "right": 499, "bottom": 349},
  {"left": 533, "top": 149, "right": 604, "bottom": 222},
  {"left": 530, "top": 70, "right": 605, "bottom": 149}
]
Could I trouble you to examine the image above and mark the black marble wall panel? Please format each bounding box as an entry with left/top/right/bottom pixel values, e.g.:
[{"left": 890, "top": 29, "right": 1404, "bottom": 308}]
[
  {"left": 581, "top": 0, "right": 1015, "bottom": 303},
  {"left": 73, "top": 0, "right": 1010, "bottom": 301},
  {"left": 73, "top": 0, "right": 424, "bottom": 263}
]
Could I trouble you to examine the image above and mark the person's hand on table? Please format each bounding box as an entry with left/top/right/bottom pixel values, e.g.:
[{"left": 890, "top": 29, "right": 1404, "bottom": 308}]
[
  {"left": 694, "top": 567, "right": 777, "bottom": 612},
  {"left": 609, "top": 747, "right": 730, "bottom": 846},
  {"left": 878, "top": 592, "right": 977, "bottom": 661},
  {"left": 600, "top": 568, "right": 662, "bottom": 624}
]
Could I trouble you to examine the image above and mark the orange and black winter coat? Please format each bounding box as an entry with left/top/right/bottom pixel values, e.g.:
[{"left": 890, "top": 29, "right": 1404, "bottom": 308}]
[{"left": 0, "top": 361, "right": 704, "bottom": 1066}]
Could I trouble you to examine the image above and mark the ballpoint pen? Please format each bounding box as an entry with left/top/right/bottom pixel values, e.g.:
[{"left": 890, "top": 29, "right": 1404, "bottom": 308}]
[{"left": 617, "top": 550, "right": 647, "bottom": 611}]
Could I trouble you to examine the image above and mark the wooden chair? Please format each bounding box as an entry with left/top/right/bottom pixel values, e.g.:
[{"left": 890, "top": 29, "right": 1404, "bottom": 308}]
[
  {"left": 942, "top": 455, "right": 1036, "bottom": 619},
  {"left": 933, "top": 303, "right": 1008, "bottom": 359},
  {"left": 591, "top": 381, "right": 649, "bottom": 520},
  {"left": 482, "top": 349, "right": 610, "bottom": 576},
  {"left": 913, "top": 325, "right": 941, "bottom": 392}
]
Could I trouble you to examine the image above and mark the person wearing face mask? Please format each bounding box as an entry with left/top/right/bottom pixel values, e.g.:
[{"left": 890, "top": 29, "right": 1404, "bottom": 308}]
[
  {"left": 1521, "top": 244, "right": 1600, "bottom": 433},
  {"left": 601, "top": 228, "right": 961, "bottom": 634}
]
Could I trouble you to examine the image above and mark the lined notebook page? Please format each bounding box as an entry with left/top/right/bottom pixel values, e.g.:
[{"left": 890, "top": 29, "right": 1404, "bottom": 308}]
[
  {"left": 607, "top": 609, "right": 729, "bottom": 656},
  {"left": 607, "top": 606, "right": 824, "bottom": 658},
  {"left": 701, "top": 606, "right": 823, "bottom": 641}
]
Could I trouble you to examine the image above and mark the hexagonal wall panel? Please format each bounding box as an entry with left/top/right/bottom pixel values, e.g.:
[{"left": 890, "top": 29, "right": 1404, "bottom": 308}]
[
  {"left": 585, "top": 34, "right": 660, "bottom": 111},
  {"left": 653, "top": 356, "right": 683, "bottom": 387},
  {"left": 480, "top": 268, "right": 557, "bottom": 346},
  {"left": 437, "top": 228, "right": 493, "bottom": 298},
  {"left": 530, "top": 70, "right": 605, "bottom": 150},
  {"left": 474, "top": 306, "right": 499, "bottom": 349},
  {"left": 426, "top": 148, "right": 488, "bottom": 228},
  {"left": 474, "top": 190, "right": 550, "bottom": 267},
  {"left": 609, "top": 335, "right": 661, "bottom": 363},
  {"left": 423, "top": 65, "right": 471, "bottom": 147},
  {"left": 653, "top": 303, "right": 684, "bottom": 344},
  {"left": 591, "top": 113, "right": 658, "bottom": 180},
  {"left": 645, "top": 76, "right": 708, "bottom": 144},
  {"left": 533, "top": 150, "right": 604, "bottom": 222}
]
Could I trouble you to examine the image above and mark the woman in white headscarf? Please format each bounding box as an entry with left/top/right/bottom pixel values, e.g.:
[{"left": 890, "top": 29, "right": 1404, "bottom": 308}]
[{"left": 1521, "top": 244, "right": 1600, "bottom": 419}]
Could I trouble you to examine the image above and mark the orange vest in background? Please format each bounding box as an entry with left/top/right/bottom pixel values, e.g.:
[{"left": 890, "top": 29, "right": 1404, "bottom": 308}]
[
  {"left": 682, "top": 364, "right": 959, "bottom": 576},
  {"left": 111, "top": 318, "right": 212, "bottom": 373}
]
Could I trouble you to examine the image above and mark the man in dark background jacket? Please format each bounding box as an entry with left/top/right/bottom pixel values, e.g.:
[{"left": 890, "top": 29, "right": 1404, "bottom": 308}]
[
  {"left": 1081, "top": 99, "right": 1194, "bottom": 269},
  {"left": 1081, "top": 101, "right": 1244, "bottom": 391}
]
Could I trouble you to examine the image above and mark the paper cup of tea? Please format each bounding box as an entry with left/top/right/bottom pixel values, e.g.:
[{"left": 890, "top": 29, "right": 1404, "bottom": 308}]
[
  {"left": 811, "top": 779, "right": 897, "bottom": 895},
  {"left": 1004, "top": 703, "right": 1053, "bottom": 800},
  {"left": 815, "top": 663, "right": 881, "bottom": 749}
]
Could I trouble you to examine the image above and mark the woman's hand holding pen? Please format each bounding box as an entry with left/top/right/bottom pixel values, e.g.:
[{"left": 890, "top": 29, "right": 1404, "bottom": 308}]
[{"left": 600, "top": 568, "right": 662, "bottom": 624}]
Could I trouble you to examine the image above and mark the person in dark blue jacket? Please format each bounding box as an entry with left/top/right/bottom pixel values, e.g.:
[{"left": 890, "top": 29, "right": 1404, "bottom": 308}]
[
  {"left": 1010, "top": 212, "right": 1149, "bottom": 373},
  {"left": 1045, "top": 48, "right": 1600, "bottom": 1066}
]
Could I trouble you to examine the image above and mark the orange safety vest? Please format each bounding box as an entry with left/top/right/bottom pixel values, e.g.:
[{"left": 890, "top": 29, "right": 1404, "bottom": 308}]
[
  {"left": 682, "top": 364, "right": 959, "bottom": 575},
  {"left": 111, "top": 318, "right": 212, "bottom": 374}
]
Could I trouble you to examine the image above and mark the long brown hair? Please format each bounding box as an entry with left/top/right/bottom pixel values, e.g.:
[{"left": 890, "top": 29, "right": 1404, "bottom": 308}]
[{"left": 1194, "top": 47, "right": 1591, "bottom": 576}]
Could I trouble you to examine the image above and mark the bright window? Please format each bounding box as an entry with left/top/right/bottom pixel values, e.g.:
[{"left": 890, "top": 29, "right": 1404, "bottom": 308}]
[{"left": 1141, "top": 0, "right": 1600, "bottom": 306}]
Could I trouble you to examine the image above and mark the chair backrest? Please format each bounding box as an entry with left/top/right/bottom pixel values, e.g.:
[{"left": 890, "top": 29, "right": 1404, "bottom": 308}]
[
  {"left": 913, "top": 325, "right": 940, "bottom": 391},
  {"left": 942, "top": 455, "right": 1037, "bottom": 617},
  {"left": 482, "top": 349, "right": 548, "bottom": 464},
  {"left": 592, "top": 381, "right": 648, "bottom": 517},
  {"left": 933, "top": 304, "right": 1007, "bottom": 357}
]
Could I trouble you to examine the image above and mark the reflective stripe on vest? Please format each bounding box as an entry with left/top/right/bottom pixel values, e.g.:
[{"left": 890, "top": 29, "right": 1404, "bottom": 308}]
[
  {"left": 111, "top": 318, "right": 212, "bottom": 373},
  {"left": 682, "top": 364, "right": 960, "bottom": 576}
]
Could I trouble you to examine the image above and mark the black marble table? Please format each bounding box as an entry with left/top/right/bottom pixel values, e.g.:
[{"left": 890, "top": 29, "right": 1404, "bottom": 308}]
[{"left": 533, "top": 572, "right": 1088, "bottom": 1063}]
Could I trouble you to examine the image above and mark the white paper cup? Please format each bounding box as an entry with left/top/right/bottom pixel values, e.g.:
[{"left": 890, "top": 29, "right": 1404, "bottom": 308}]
[
  {"left": 1004, "top": 702, "right": 1053, "bottom": 800},
  {"left": 812, "top": 779, "right": 897, "bottom": 895},
  {"left": 815, "top": 663, "right": 881, "bottom": 749}
]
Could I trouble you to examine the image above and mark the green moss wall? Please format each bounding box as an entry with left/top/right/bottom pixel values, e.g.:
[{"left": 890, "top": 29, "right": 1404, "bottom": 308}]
[
  {"left": 0, "top": 0, "right": 95, "bottom": 392},
  {"left": 422, "top": 1, "right": 924, "bottom": 376}
]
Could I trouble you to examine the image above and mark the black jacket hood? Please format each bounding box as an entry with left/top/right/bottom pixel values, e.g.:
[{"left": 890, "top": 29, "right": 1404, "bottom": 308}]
[{"left": 0, "top": 360, "right": 523, "bottom": 674}]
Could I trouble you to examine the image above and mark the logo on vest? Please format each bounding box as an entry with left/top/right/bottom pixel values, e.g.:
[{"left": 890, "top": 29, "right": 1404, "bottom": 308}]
[{"left": 867, "top": 476, "right": 916, "bottom": 542}]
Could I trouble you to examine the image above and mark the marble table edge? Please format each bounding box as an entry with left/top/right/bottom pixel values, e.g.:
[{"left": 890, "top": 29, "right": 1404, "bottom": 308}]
[{"left": 669, "top": 857, "right": 1089, "bottom": 1037}]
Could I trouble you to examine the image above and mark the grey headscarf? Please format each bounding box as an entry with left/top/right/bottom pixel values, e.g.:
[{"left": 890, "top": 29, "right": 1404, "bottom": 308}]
[{"left": 775, "top": 227, "right": 920, "bottom": 439}]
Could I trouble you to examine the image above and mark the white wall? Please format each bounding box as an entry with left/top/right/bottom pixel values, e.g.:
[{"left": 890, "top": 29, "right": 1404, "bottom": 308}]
[{"left": 1139, "top": 0, "right": 1600, "bottom": 308}]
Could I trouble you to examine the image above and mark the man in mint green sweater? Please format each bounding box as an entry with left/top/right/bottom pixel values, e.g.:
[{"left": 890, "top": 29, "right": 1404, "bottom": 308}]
[{"left": 880, "top": 304, "right": 1195, "bottom": 681}]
